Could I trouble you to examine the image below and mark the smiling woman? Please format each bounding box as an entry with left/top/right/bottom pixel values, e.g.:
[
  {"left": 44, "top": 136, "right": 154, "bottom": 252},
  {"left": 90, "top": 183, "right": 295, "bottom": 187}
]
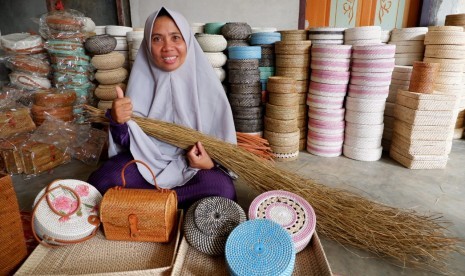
[{"left": 87, "top": 7, "right": 238, "bottom": 208}]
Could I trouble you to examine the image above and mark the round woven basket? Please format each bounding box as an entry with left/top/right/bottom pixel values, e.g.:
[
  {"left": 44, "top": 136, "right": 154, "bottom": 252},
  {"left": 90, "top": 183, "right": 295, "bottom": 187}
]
[
  {"left": 94, "top": 83, "right": 126, "bottom": 101},
  {"left": 424, "top": 31, "right": 465, "bottom": 45},
  {"left": 306, "top": 140, "right": 342, "bottom": 157},
  {"left": 225, "top": 219, "right": 295, "bottom": 276},
  {"left": 95, "top": 67, "right": 128, "bottom": 84},
  {"left": 390, "top": 28, "right": 427, "bottom": 41},
  {"left": 266, "top": 103, "right": 298, "bottom": 120},
  {"left": 45, "top": 13, "right": 83, "bottom": 31},
  {"left": 352, "top": 44, "right": 396, "bottom": 59},
  {"left": 228, "top": 69, "right": 260, "bottom": 84},
  {"left": 195, "top": 34, "right": 227, "bottom": 52},
  {"left": 424, "top": 44, "right": 465, "bottom": 59},
  {"left": 105, "top": 25, "right": 133, "bottom": 37},
  {"left": 1, "top": 33, "right": 44, "bottom": 53},
  {"left": 9, "top": 72, "right": 51, "bottom": 90},
  {"left": 264, "top": 116, "right": 298, "bottom": 133},
  {"left": 228, "top": 46, "right": 261, "bottom": 59},
  {"left": 227, "top": 59, "right": 259, "bottom": 70},
  {"left": 227, "top": 39, "right": 249, "bottom": 48},
  {"left": 268, "top": 93, "right": 299, "bottom": 106},
  {"left": 228, "top": 93, "right": 261, "bottom": 107},
  {"left": 351, "top": 58, "right": 395, "bottom": 73},
  {"left": 204, "top": 52, "right": 227, "bottom": 68},
  {"left": 310, "top": 44, "right": 352, "bottom": 59},
  {"left": 34, "top": 89, "right": 76, "bottom": 107},
  {"left": 231, "top": 106, "right": 263, "bottom": 119},
  {"left": 204, "top": 22, "right": 226, "bottom": 34},
  {"left": 185, "top": 197, "right": 246, "bottom": 256},
  {"left": 307, "top": 119, "right": 345, "bottom": 135},
  {"left": 343, "top": 144, "right": 382, "bottom": 161},
  {"left": 267, "top": 76, "right": 297, "bottom": 93},
  {"left": 310, "top": 57, "right": 350, "bottom": 72},
  {"left": 345, "top": 110, "right": 384, "bottom": 125},
  {"left": 85, "top": 35, "right": 117, "bottom": 55},
  {"left": 345, "top": 96, "right": 386, "bottom": 113},
  {"left": 248, "top": 190, "right": 315, "bottom": 253},
  {"left": 279, "top": 30, "right": 307, "bottom": 41},
  {"left": 275, "top": 41, "right": 312, "bottom": 55},
  {"left": 6, "top": 55, "right": 51, "bottom": 76},
  {"left": 350, "top": 71, "right": 393, "bottom": 87},
  {"left": 264, "top": 130, "right": 300, "bottom": 147},
  {"left": 308, "top": 107, "right": 345, "bottom": 122},
  {"left": 270, "top": 142, "right": 300, "bottom": 154},
  {"left": 97, "top": 100, "right": 113, "bottom": 111},
  {"left": 408, "top": 61, "right": 439, "bottom": 93},
  {"left": 229, "top": 82, "right": 261, "bottom": 94},
  {"left": 260, "top": 45, "right": 275, "bottom": 56},
  {"left": 221, "top": 22, "right": 252, "bottom": 40},
  {"left": 344, "top": 26, "right": 381, "bottom": 41},
  {"left": 310, "top": 70, "right": 350, "bottom": 85},
  {"left": 214, "top": 67, "right": 226, "bottom": 82},
  {"left": 91, "top": 51, "right": 125, "bottom": 70},
  {"left": 272, "top": 150, "right": 300, "bottom": 161},
  {"left": 31, "top": 104, "right": 74, "bottom": 121},
  {"left": 276, "top": 67, "right": 308, "bottom": 80},
  {"left": 344, "top": 133, "right": 382, "bottom": 149},
  {"left": 234, "top": 118, "right": 263, "bottom": 132},
  {"left": 276, "top": 54, "right": 309, "bottom": 68},
  {"left": 307, "top": 131, "right": 344, "bottom": 147},
  {"left": 308, "top": 81, "right": 347, "bottom": 97},
  {"left": 345, "top": 122, "right": 384, "bottom": 138},
  {"left": 307, "top": 94, "right": 345, "bottom": 109},
  {"left": 250, "top": 32, "right": 281, "bottom": 45}
]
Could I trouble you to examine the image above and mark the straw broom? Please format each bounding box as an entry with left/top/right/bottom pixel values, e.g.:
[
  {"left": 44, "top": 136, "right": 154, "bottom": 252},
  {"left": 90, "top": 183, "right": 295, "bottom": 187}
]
[{"left": 85, "top": 105, "right": 463, "bottom": 273}]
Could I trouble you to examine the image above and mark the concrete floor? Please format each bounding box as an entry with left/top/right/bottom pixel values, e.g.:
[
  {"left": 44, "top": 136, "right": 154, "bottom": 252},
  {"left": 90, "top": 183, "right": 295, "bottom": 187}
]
[{"left": 12, "top": 139, "right": 465, "bottom": 276}]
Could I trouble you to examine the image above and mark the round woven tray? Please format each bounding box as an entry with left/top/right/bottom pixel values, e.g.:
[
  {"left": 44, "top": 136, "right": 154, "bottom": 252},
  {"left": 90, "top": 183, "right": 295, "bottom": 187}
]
[
  {"left": 228, "top": 93, "right": 262, "bottom": 107},
  {"left": 264, "top": 116, "right": 298, "bottom": 133},
  {"left": 95, "top": 67, "right": 128, "bottom": 84},
  {"left": 266, "top": 103, "right": 299, "bottom": 120},
  {"left": 307, "top": 119, "right": 345, "bottom": 135},
  {"left": 351, "top": 58, "right": 395, "bottom": 73},
  {"left": 264, "top": 130, "right": 300, "bottom": 146},
  {"left": 344, "top": 26, "right": 381, "bottom": 41},
  {"left": 345, "top": 122, "right": 384, "bottom": 138},
  {"left": 91, "top": 51, "right": 125, "bottom": 70},
  {"left": 310, "top": 70, "right": 350, "bottom": 85},
  {"left": 390, "top": 28, "right": 427, "bottom": 41},
  {"left": 227, "top": 39, "right": 249, "bottom": 48},
  {"left": 310, "top": 57, "right": 350, "bottom": 72},
  {"left": 270, "top": 142, "right": 300, "bottom": 154},
  {"left": 350, "top": 71, "right": 393, "bottom": 87},
  {"left": 248, "top": 190, "right": 316, "bottom": 253},
  {"left": 345, "top": 110, "right": 384, "bottom": 125},
  {"left": 231, "top": 106, "right": 263, "bottom": 119},
  {"left": 228, "top": 46, "right": 261, "bottom": 60},
  {"left": 276, "top": 54, "right": 310, "bottom": 68},
  {"left": 227, "top": 59, "right": 259, "bottom": 70},
  {"left": 221, "top": 22, "right": 252, "bottom": 40},
  {"left": 394, "top": 55, "right": 424, "bottom": 66},
  {"left": 195, "top": 34, "right": 227, "bottom": 52},
  {"left": 97, "top": 100, "right": 113, "bottom": 111},
  {"left": 310, "top": 44, "right": 352, "bottom": 59},
  {"left": 105, "top": 25, "right": 133, "bottom": 37},
  {"left": 352, "top": 44, "right": 396, "bottom": 59},
  {"left": 308, "top": 107, "right": 345, "bottom": 122},
  {"left": 234, "top": 118, "right": 263, "bottom": 133},
  {"left": 279, "top": 30, "right": 307, "bottom": 41},
  {"left": 344, "top": 133, "right": 382, "bottom": 149},
  {"left": 204, "top": 52, "right": 227, "bottom": 68},
  {"left": 306, "top": 140, "right": 342, "bottom": 157},
  {"left": 308, "top": 81, "right": 347, "bottom": 97},
  {"left": 424, "top": 44, "right": 465, "bottom": 59},
  {"left": 94, "top": 83, "right": 126, "bottom": 101},
  {"left": 267, "top": 76, "right": 297, "bottom": 93},
  {"left": 185, "top": 197, "right": 246, "bottom": 256},
  {"left": 9, "top": 72, "right": 51, "bottom": 90},
  {"left": 276, "top": 67, "right": 309, "bottom": 80},
  {"left": 343, "top": 144, "right": 382, "bottom": 161},
  {"left": 275, "top": 41, "right": 312, "bottom": 55},
  {"left": 306, "top": 94, "right": 345, "bottom": 109},
  {"left": 85, "top": 35, "right": 117, "bottom": 55},
  {"left": 424, "top": 31, "right": 465, "bottom": 45},
  {"left": 6, "top": 55, "right": 51, "bottom": 76},
  {"left": 345, "top": 96, "right": 386, "bottom": 113},
  {"left": 307, "top": 131, "right": 344, "bottom": 147},
  {"left": 228, "top": 69, "right": 260, "bottom": 84},
  {"left": 268, "top": 93, "right": 299, "bottom": 106},
  {"left": 229, "top": 82, "right": 261, "bottom": 94},
  {"left": 250, "top": 32, "right": 281, "bottom": 45}
]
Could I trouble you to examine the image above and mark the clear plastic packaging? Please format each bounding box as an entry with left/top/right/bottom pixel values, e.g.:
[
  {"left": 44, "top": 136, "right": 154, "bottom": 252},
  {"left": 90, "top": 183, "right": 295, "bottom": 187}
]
[
  {"left": 0, "top": 33, "right": 45, "bottom": 54},
  {"left": 4, "top": 55, "right": 51, "bottom": 77},
  {"left": 39, "top": 9, "right": 87, "bottom": 42}
]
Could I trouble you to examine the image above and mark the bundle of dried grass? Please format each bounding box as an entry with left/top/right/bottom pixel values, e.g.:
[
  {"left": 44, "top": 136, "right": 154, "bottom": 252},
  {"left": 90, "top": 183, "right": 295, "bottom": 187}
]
[{"left": 85, "top": 105, "right": 463, "bottom": 273}]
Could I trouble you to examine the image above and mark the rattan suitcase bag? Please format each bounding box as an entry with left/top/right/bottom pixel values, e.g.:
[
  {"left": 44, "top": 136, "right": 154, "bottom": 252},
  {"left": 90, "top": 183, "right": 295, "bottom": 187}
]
[{"left": 100, "top": 160, "right": 178, "bottom": 242}]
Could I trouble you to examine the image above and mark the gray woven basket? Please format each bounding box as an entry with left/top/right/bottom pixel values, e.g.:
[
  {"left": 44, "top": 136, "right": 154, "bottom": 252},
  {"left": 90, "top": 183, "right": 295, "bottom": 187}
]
[
  {"left": 221, "top": 22, "right": 252, "bottom": 40},
  {"left": 229, "top": 82, "right": 261, "bottom": 94},
  {"left": 228, "top": 93, "right": 262, "bottom": 107},
  {"left": 85, "top": 35, "right": 117, "bottom": 55},
  {"left": 231, "top": 106, "right": 263, "bottom": 119},
  {"left": 228, "top": 69, "right": 260, "bottom": 84},
  {"left": 227, "top": 59, "right": 259, "bottom": 70},
  {"left": 234, "top": 118, "right": 264, "bottom": 132}
]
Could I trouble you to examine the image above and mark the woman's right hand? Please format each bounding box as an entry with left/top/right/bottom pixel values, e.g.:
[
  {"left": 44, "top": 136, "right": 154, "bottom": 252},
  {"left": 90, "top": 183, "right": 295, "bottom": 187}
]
[{"left": 111, "top": 86, "right": 133, "bottom": 124}]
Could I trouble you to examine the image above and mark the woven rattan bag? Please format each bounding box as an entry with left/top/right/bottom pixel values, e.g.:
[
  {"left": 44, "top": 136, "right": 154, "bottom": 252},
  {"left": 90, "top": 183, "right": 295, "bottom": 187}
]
[
  {"left": 100, "top": 160, "right": 178, "bottom": 242},
  {"left": 0, "top": 173, "right": 28, "bottom": 275}
]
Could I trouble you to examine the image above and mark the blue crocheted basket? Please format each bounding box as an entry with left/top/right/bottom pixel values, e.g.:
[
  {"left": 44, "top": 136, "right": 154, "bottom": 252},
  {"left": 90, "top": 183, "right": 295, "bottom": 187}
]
[{"left": 225, "top": 219, "right": 295, "bottom": 276}]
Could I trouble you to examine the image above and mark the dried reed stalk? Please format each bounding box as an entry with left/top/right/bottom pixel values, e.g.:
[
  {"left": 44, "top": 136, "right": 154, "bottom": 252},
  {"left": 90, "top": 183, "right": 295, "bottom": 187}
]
[{"left": 85, "top": 105, "right": 463, "bottom": 273}]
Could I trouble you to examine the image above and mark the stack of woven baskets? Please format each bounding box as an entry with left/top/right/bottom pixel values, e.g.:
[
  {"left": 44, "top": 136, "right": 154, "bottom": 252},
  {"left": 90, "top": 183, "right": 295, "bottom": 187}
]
[
  {"left": 106, "top": 25, "right": 133, "bottom": 70},
  {"left": 423, "top": 26, "right": 465, "bottom": 140},
  {"left": 306, "top": 44, "right": 352, "bottom": 157},
  {"left": 1, "top": 33, "right": 52, "bottom": 93},
  {"left": 275, "top": 32, "right": 311, "bottom": 150},
  {"left": 343, "top": 44, "right": 396, "bottom": 161},
  {"left": 344, "top": 26, "right": 382, "bottom": 46},
  {"left": 390, "top": 61, "right": 457, "bottom": 169},
  {"left": 383, "top": 65, "right": 413, "bottom": 150},
  {"left": 126, "top": 29, "right": 144, "bottom": 70},
  {"left": 264, "top": 76, "right": 300, "bottom": 161},
  {"left": 31, "top": 89, "right": 76, "bottom": 126},
  {"left": 86, "top": 34, "right": 128, "bottom": 111},
  {"left": 196, "top": 33, "right": 228, "bottom": 82},
  {"left": 227, "top": 47, "right": 263, "bottom": 135},
  {"left": 308, "top": 27, "right": 346, "bottom": 45},
  {"left": 388, "top": 27, "right": 427, "bottom": 66}
]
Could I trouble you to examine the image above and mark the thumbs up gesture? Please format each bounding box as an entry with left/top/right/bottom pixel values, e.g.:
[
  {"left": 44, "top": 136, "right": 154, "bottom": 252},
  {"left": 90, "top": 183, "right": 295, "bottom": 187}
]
[{"left": 111, "top": 86, "right": 133, "bottom": 124}]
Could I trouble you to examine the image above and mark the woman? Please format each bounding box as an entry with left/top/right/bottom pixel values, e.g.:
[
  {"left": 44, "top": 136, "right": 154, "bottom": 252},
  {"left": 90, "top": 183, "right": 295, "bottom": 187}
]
[{"left": 88, "top": 7, "right": 237, "bottom": 208}]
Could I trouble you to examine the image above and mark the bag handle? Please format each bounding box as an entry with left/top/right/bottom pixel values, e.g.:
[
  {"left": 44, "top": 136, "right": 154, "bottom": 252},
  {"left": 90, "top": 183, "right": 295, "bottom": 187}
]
[
  {"left": 120, "top": 159, "right": 163, "bottom": 190},
  {"left": 31, "top": 180, "right": 100, "bottom": 248}
]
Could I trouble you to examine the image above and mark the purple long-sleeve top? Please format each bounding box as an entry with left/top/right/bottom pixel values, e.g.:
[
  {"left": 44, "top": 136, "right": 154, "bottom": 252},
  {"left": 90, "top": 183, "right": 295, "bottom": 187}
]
[{"left": 105, "top": 109, "right": 130, "bottom": 148}]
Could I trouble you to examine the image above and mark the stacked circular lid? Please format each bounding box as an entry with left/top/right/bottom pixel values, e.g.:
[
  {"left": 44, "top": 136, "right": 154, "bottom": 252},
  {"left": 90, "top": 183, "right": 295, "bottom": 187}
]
[
  {"left": 248, "top": 190, "right": 316, "bottom": 253},
  {"left": 32, "top": 179, "right": 102, "bottom": 245},
  {"left": 388, "top": 27, "right": 428, "bottom": 66},
  {"left": 264, "top": 76, "right": 300, "bottom": 161},
  {"left": 344, "top": 26, "right": 382, "bottom": 45},
  {"left": 225, "top": 219, "right": 296, "bottom": 276},
  {"left": 184, "top": 196, "right": 246, "bottom": 256},
  {"left": 308, "top": 27, "right": 346, "bottom": 45},
  {"left": 344, "top": 44, "right": 395, "bottom": 161},
  {"left": 306, "top": 44, "right": 351, "bottom": 157}
]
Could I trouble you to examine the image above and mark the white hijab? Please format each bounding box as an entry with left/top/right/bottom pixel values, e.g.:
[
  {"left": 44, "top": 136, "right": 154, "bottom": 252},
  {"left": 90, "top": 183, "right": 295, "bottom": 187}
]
[{"left": 108, "top": 7, "right": 236, "bottom": 188}]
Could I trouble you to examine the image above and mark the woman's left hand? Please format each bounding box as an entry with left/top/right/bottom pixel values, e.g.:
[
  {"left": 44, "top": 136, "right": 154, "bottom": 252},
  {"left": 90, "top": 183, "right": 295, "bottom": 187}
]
[{"left": 186, "top": 141, "right": 214, "bottom": 169}]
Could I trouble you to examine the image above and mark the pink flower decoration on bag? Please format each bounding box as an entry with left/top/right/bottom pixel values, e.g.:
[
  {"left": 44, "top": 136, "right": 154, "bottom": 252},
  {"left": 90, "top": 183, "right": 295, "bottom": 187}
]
[
  {"left": 52, "top": 195, "right": 79, "bottom": 214},
  {"left": 75, "top": 184, "right": 90, "bottom": 197}
]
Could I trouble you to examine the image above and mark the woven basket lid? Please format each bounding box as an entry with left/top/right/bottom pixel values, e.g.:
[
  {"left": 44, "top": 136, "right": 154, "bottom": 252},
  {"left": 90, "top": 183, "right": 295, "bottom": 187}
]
[
  {"left": 184, "top": 196, "right": 246, "bottom": 256},
  {"left": 32, "top": 179, "right": 102, "bottom": 245},
  {"left": 248, "top": 190, "right": 316, "bottom": 253},
  {"left": 225, "top": 219, "right": 295, "bottom": 276}
]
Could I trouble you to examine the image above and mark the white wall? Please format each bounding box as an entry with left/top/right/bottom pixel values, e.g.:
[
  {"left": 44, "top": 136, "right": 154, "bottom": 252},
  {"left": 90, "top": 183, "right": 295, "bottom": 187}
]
[
  {"left": 432, "top": 0, "right": 465, "bottom": 25},
  {"left": 129, "top": 0, "right": 300, "bottom": 30}
]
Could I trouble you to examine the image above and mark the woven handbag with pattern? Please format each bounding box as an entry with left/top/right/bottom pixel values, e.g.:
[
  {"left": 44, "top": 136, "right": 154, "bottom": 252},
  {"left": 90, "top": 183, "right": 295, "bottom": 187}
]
[{"left": 100, "top": 160, "right": 178, "bottom": 242}]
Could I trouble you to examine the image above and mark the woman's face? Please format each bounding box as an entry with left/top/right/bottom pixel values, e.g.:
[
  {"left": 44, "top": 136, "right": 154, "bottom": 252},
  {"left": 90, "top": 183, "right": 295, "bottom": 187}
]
[{"left": 150, "top": 15, "right": 187, "bottom": 72}]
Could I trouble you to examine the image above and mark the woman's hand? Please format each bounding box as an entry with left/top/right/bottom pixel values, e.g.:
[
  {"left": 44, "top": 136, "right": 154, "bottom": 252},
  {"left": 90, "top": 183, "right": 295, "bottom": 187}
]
[
  {"left": 111, "top": 86, "right": 133, "bottom": 124},
  {"left": 186, "top": 141, "right": 214, "bottom": 169}
]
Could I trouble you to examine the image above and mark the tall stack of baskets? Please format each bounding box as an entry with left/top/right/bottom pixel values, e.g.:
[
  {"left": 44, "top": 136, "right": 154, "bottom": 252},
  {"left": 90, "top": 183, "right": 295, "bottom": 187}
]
[
  {"left": 306, "top": 44, "right": 351, "bottom": 157},
  {"left": 423, "top": 26, "right": 465, "bottom": 141},
  {"left": 85, "top": 34, "right": 128, "bottom": 111},
  {"left": 444, "top": 15, "right": 465, "bottom": 139},
  {"left": 275, "top": 31, "right": 311, "bottom": 151},
  {"left": 343, "top": 44, "right": 396, "bottom": 161},
  {"left": 105, "top": 25, "right": 133, "bottom": 70},
  {"left": 126, "top": 29, "right": 144, "bottom": 71},
  {"left": 388, "top": 27, "right": 428, "bottom": 66},
  {"left": 264, "top": 76, "right": 300, "bottom": 161},
  {"left": 390, "top": 61, "right": 458, "bottom": 169}
]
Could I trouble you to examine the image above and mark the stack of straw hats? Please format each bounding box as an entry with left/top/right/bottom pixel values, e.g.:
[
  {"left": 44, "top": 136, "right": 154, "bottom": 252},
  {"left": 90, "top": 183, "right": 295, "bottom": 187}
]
[
  {"left": 388, "top": 27, "right": 427, "bottom": 66},
  {"left": 226, "top": 47, "right": 263, "bottom": 135},
  {"left": 222, "top": 22, "right": 252, "bottom": 48},
  {"left": 105, "top": 25, "right": 133, "bottom": 70},
  {"left": 343, "top": 44, "right": 396, "bottom": 161},
  {"left": 444, "top": 15, "right": 465, "bottom": 138},
  {"left": 344, "top": 26, "right": 382, "bottom": 45},
  {"left": 196, "top": 33, "right": 228, "bottom": 82},
  {"left": 2, "top": 33, "right": 51, "bottom": 92},
  {"left": 40, "top": 10, "right": 95, "bottom": 123},
  {"left": 384, "top": 65, "right": 412, "bottom": 150},
  {"left": 264, "top": 76, "right": 300, "bottom": 161},
  {"left": 306, "top": 44, "right": 352, "bottom": 157},
  {"left": 126, "top": 28, "right": 143, "bottom": 70},
  {"left": 86, "top": 34, "right": 128, "bottom": 111},
  {"left": 307, "top": 27, "right": 346, "bottom": 45},
  {"left": 423, "top": 25, "right": 465, "bottom": 140},
  {"left": 390, "top": 61, "right": 458, "bottom": 169},
  {"left": 275, "top": 34, "right": 312, "bottom": 150}
]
